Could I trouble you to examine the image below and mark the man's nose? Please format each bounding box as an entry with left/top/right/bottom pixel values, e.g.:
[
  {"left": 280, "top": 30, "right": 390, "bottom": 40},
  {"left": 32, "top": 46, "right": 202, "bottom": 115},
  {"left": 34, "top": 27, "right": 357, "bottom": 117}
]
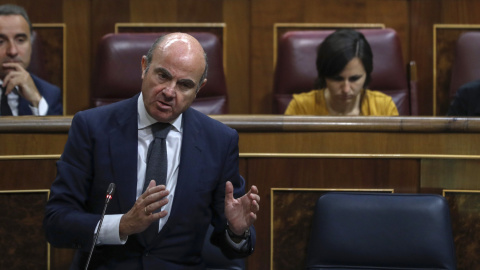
[
  {"left": 162, "top": 83, "right": 176, "bottom": 97},
  {"left": 6, "top": 42, "right": 18, "bottom": 56}
]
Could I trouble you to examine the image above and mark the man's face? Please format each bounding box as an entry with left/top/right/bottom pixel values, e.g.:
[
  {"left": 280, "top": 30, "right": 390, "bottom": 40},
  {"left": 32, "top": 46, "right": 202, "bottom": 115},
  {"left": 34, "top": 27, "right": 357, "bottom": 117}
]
[
  {"left": 141, "top": 35, "right": 206, "bottom": 123},
  {"left": 0, "top": 15, "right": 31, "bottom": 79}
]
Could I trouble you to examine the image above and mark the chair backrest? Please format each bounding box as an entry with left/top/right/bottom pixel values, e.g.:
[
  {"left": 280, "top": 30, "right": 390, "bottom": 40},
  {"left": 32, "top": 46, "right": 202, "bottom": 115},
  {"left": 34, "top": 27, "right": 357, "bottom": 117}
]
[
  {"left": 202, "top": 225, "right": 245, "bottom": 270},
  {"left": 449, "top": 31, "right": 480, "bottom": 99},
  {"left": 91, "top": 32, "right": 228, "bottom": 114},
  {"left": 306, "top": 192, "right": 457, "bottom": 270},
  {"left": 27, "top": 31, "right": 47, "bottom": 80},
  {"left": 273, "top": 28, "right": 418, "bottom": 115}
]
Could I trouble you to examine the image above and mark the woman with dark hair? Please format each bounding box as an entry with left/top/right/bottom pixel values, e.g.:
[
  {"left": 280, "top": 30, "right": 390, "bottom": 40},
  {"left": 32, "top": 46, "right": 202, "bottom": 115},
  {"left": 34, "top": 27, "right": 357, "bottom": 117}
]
[{"left": 285, "top": 29, "right": 398, "bottom": 116}]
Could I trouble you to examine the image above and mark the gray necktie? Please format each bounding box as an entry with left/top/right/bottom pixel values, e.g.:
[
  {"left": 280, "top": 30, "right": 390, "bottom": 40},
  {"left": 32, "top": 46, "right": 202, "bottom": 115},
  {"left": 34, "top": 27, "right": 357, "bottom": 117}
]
[
  {"left": 144, "top": 122, "right": 172, "bottom": 192},
  {"left": 141, "top": 122, "right": 171, "bottom": 245}
]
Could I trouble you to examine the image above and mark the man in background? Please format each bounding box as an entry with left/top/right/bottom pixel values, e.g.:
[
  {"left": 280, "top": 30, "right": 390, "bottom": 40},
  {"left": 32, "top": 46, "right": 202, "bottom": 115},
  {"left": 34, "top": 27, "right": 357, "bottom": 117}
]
[{"left": 0, "top": 4, "right": 62, "bottom": 116}]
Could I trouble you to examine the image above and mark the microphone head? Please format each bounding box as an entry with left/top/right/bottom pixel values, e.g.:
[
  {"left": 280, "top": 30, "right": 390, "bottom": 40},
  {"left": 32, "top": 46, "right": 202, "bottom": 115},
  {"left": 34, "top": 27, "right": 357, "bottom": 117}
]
[{"left": 107, "top": 183, "right": 116, "bottom": 196}]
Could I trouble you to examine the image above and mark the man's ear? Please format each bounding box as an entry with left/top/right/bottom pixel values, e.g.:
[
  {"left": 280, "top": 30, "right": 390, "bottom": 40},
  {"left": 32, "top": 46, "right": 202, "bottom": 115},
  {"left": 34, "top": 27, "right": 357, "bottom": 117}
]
[
  {"left": 197, "top": 79, "right": 207, "bottom": 94},
  {"left": 141, "top": 56, "right": 147, "bottom": 79}
]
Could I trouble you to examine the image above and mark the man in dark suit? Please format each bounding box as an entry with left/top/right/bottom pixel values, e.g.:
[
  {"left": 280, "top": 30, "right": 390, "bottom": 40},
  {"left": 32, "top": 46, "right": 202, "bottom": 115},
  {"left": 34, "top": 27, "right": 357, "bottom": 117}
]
[
  {"left": 44, "top": 32, "right": 260, "bottom": 269},
  {"left": 0, "top": 4, "right": 62, "bottom": 116}
]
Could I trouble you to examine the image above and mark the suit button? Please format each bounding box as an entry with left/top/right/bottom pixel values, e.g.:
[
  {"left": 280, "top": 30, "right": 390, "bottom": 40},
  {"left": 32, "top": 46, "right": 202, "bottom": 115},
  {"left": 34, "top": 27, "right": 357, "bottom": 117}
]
[{"left": 145, "top": 252, "right": 149, "bottom": 257}]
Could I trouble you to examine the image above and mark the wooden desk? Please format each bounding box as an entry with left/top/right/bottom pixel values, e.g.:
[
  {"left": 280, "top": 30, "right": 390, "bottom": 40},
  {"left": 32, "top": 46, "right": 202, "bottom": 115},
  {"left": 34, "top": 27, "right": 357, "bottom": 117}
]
[{"left": 1, "top": 116, "right": 479, "bottom": 270}]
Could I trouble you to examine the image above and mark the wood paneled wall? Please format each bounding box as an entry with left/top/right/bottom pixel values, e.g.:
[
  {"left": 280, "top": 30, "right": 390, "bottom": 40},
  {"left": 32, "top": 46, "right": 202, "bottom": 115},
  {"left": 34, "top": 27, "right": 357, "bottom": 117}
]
[
  {"left": 2, "top": 116, "right": 480, "bottom": 269},
  {"left": 3, "top": 0, "right": 480, "bottom": 115}
]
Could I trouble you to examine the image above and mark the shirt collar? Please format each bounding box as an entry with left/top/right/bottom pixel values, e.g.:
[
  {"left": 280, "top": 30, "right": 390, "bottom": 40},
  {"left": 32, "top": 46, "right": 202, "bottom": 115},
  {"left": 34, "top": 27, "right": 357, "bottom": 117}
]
[{"left": 137, "top": 93, "right": 182, "bottom": 132}]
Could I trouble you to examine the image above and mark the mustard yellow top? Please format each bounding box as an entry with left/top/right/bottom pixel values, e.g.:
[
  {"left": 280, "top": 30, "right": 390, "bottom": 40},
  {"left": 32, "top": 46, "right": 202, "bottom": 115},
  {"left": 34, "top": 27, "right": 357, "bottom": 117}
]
[{"left": 284, "top": 89, "right": 399, "bottom": 116}]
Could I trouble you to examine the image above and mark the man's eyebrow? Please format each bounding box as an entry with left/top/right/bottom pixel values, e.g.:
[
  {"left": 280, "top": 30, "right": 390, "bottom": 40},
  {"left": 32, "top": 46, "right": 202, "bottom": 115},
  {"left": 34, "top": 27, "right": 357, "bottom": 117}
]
[
  {"left": 178, "top": 78, "right": 196, "bottom": 87},
  {"left": 14, "top": 33, "right": 28, "bottom": 39},
  {"left": 154, "top": 67, "right": 172, "bottom": 79},
  {"left": 154, "top": 67, "right": 196, "bottom": 86},
  {"left": 0, "top": 33, "right": 28, "bottom": 40}
]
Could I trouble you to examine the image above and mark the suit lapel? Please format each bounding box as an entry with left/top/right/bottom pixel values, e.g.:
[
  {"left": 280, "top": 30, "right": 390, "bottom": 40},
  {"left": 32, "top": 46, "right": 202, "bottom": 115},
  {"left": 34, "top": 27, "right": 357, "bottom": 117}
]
[{"left": 109, "top": 96, "right": 139, "bottom": 212}]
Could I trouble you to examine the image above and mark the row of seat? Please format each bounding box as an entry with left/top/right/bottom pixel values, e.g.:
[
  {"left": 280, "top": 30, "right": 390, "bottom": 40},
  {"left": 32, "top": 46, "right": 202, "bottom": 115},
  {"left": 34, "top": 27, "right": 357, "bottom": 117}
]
[{"left": 85, "top": 29, "right": 480, "bottom": 116}]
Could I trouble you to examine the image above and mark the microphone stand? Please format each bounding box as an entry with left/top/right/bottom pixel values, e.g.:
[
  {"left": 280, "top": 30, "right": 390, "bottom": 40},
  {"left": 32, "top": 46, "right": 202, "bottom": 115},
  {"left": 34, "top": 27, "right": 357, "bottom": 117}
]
[{"left": 84, "top": 183, "right": 116, "bottom": 270}]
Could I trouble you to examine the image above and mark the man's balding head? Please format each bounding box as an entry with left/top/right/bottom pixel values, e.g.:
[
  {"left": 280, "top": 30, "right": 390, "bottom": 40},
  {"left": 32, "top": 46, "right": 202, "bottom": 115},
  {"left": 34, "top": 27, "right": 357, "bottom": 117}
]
[
  {"left": 144, "top": 33, "right": 208, "bottom": 92},
  {"left": 140, "top": 32, "right": 208, "bottom": 123}
]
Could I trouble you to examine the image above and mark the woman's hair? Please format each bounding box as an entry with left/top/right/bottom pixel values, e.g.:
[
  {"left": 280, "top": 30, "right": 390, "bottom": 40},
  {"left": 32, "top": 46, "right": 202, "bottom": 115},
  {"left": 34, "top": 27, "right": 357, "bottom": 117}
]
[{"left": 315, "top": 29, "right": 373, "bottom": 89}]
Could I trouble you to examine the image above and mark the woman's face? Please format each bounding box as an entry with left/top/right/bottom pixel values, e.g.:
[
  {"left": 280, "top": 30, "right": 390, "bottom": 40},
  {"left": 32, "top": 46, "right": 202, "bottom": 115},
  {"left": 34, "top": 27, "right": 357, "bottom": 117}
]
[{"left": 325, "top": 57, "right": 366, "bottom": 104}]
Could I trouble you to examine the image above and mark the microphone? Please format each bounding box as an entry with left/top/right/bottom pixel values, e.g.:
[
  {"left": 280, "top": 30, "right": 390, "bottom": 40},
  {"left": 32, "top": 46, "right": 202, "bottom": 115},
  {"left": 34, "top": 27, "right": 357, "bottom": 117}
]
[{"left": 85, "top": 183, "right": 116, "bottom": 270}]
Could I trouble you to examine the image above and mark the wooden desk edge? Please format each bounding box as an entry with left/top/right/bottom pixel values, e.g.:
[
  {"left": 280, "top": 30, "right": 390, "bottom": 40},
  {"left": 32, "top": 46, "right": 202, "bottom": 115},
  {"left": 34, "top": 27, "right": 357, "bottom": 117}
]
[{"left": 1, "top": 115, "right": 480, "bottom": 133}]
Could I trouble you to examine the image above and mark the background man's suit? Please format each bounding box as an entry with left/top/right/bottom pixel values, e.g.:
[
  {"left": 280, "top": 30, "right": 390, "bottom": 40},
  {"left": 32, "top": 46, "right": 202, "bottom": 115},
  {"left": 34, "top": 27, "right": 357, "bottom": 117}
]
[
  {"left": 44, "top": 94, "right": 255, "bottom": 269},
  {"left": 447, "top": 79, "right": 480, "bottom": 116},
  {"left": 17, "top": 73, "right": 63, "bottom": 115}
]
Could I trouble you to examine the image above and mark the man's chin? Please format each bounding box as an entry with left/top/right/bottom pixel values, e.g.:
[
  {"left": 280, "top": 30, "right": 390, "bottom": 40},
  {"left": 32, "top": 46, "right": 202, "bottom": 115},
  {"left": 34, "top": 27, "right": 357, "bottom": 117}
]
[{"left": 151, "top": 110, "right": 176, "bottom": 123}]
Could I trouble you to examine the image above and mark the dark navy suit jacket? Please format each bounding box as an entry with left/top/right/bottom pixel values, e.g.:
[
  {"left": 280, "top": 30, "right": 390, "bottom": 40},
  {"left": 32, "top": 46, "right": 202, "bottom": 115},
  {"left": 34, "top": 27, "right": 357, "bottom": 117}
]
[
  {"left": 447, "top": 79, "right": 480, "bottom": 116},
  {"left": 44, "top": 94, "right": 255, "bottom": 269},
  {"left": 18, "top": 73, "right": 63, "bottom": 115}
]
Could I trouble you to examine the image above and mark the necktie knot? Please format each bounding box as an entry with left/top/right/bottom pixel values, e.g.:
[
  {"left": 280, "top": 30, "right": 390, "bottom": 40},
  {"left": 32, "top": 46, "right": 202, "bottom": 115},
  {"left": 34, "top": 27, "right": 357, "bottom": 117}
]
[{"left": 151, "top": 122, "right": 171, "bottom": 139}]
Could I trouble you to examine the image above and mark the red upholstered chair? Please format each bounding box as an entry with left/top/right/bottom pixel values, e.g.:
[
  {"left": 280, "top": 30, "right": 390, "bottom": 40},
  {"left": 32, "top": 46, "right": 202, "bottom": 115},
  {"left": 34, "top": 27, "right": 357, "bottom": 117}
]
[
  {"left": 449, "top": 31, "right": 480, "bottom": 100},
  {"left": 91, "top": 32, "right": 228, "bottom": 114},
  {"left": 273, "top": 28, "right": 418, "bottom": 115},
  {"left": 27, "top": 31, "right": 47, "bottom": 80}
]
